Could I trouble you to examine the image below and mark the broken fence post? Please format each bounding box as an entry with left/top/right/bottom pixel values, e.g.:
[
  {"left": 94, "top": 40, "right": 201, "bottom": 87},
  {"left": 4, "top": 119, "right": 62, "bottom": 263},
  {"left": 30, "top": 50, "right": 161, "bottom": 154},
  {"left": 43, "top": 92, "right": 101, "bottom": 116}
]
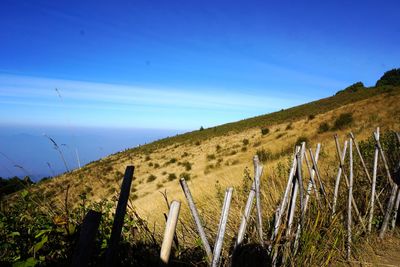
[
  {"left": 179, "top": 178, "right": 213, "bottom": 262},
  {"left": 71, "top": 210, "right": 102, "bottom": 267},
  {"left": 160, "top": 200, "right": 181, "bottom": 265},
  {"left": 104, "top": 166, "right": 134, "bottom": 267},
  {"left": 211, "top": 187, "right": 233, "bottom": 267}
]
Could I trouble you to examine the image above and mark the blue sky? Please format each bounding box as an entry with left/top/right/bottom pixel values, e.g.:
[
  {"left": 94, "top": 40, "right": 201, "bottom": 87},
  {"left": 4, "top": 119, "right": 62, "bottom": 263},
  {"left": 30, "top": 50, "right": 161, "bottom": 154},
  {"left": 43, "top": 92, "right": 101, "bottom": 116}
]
[{"left": 0, "top": 0, "right": 399, "bottom": 130}]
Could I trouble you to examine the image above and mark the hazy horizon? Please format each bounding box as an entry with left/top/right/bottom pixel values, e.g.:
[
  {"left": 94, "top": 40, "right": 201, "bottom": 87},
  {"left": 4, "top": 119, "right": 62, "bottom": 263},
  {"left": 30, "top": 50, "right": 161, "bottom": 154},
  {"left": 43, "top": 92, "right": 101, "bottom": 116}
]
[{"left": 0, "top": 125, "right": 184, "bottom": 180}]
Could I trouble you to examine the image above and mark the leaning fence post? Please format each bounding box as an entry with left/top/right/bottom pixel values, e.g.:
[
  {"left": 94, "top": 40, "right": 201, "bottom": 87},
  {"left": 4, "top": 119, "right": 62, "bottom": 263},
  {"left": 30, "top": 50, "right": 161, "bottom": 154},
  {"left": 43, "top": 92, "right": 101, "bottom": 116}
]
[
  {"left": 211, "top": 187, "right": 233, "bottom": 267},
  {"left": 391, "top": 189, "right": 400, "bottom": 229},
  {"left": 71, "top": 210, "right": 102, "bottom": 267},
  {"left": 350, "top": 131, "right": 385, "bottom": 216},
  {"left": 104, "top": 166, "right": 134, "bottom": 266},
  {"left": 332, "top": 136, "right": 348, "bottom": 216},
  {"left": 236, "top": 180, "right": 255, "bottom": 246},
  {"left": 369, "top": 128, "right": 380, "bottom": 232},
  {"left": 179, "top": 178, "right": 213, "bottom": 262},
  {"left": 160, "top": 201, "right": 181, "bottom": 265},
  {"left": 254, "top": 155, "right": 264, "bottom": 244},
  {"left": 347, "top": 139, "right": 353, "bottom": 261},
  {"left": 270, "top": 146, "right": 300, "bottom": 245},
  {"left": 391, "top": 133, "right": 400, "bottom": 229},
  {"left": 376, "top": 132, "right": 399, "bottom": 238}
]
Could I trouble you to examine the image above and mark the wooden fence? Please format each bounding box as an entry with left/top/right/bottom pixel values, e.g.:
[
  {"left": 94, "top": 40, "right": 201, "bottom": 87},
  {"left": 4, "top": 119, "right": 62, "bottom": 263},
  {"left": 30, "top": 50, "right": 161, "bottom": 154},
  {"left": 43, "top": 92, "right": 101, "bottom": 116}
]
[{"left": 71, "top": 129, "right": 400, "bottom": 266}]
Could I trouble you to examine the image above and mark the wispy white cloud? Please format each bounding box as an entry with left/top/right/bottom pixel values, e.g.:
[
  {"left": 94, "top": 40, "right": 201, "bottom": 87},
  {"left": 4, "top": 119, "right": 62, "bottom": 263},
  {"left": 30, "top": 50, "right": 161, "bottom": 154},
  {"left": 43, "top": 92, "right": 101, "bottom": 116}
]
[
  {"left": 0, "top": 74, "right": 309, "bottom": 129},
  {"left": 0, "top": 74, "right": 302, "bottom": 111}
]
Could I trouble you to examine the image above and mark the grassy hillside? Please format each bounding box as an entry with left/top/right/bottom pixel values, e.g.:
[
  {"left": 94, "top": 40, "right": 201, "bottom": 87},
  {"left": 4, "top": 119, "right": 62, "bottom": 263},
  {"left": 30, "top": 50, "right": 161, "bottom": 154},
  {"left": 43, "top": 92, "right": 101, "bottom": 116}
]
[{"left": 2, "top": 78, "right": 400, "bottom": 266}]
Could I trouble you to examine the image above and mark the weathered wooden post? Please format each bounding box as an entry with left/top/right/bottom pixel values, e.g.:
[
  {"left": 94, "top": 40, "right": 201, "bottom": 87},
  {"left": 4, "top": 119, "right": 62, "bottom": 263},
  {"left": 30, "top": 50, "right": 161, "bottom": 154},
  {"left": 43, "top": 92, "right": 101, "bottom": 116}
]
[
  {"left": 254, "top": 155, "right": 264, "bottom": 244},
  {"left": 160, "top": 200, "right": 181, "bottom": 265},
  {"left": 309, "top": 148, "right": 330, "bottom": 208},
  {"left": 270, "top": 146, "right": 300, "bottom": 245},
  {"left": 369, "top": 128, "right": 380, "bottom": 232},
  {"left": 294, "top": 144, "right": 321, "bottom": 255},
  {"left": 332, "top": 136, "right": 348, "bottom": 216},
  {"left": 212, "top": 187, "right": 233, "bottom": 267},
  {"left": 350, "top": 131, "right": 385, "bottom": 215},
  {"left": 347, "top": 139, "right": 353, "bottom": 261},
  {"left": 71, "top": 210, "right": 102, "bottom": 267},
  {"left": 236, "top": 180, "right": 255, "bottom": 246},
  {"left": 104, "top": 166, "right": 134, "bottom": 267},
  {"left": 377, "top": 131, "right": 399, "bottom": 238},
  {"left": 179, "top": 178, "right": 213, "bottom": 262},
  {"left": 392, "top": 189, "right": 400, "bottom": 229},
  {"left": 303, "top": 144, "right": 322, "bottom": 211},
  {"left": 391, "top": 132, "right": 400, "bottom": 229}
]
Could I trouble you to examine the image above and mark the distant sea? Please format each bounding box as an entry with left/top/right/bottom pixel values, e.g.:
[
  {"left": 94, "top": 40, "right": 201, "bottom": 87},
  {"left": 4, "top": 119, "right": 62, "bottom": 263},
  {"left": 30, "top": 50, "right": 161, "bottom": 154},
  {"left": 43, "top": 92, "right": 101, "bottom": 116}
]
[{"left": 0, "top": 125, "right": 184, "bottom": 181}]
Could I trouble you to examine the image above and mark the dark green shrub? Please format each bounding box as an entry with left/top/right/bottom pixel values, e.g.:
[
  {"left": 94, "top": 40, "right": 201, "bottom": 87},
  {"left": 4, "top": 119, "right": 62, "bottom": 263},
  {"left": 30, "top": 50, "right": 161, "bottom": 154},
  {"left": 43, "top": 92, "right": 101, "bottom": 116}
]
[
  {"left": 147, "top": 174, "right": 157, "bottom": 183},
  {"left": 333, "top": 112, "right": 353, "bottom": 130},
  {"left": 256, "top": 148, "right": 272, "bottom": 163},
  {"left": 195, "top": 141, "right": 201, "bottom": 146},
  {"left": 242, "top": 139, "right": 249, "bottom": 145},
  {"left": 286, "top": 123, "right": 293, "bottom": 130},
  {"left": 335, "top": 82, "right": 365, "bottom": 95},
  {"left": 318, "top": 122, "right": 330, "bottom": 133},
  {"left": 376, "top": 68, "right": 400, "bottom": 87},
  {"left": 261, "top": 128, "right": 270, "bottom": 135},
  {"left": 199, "top": 126, "right": 204, "bottom": 131},
  {"left": 308, "top": 114, "right": 315, "bottom": 120},
  {"left": 216, "top": 145, "right": 221, "bottom": 151},
  {"left": 295, "top": 136, "right": 309, "bottom": 146},
  {"left": 207, "top": 154, "right": 216, "bottom": 160},
  {"left": 167, "top": 173, "right": 177, "bottom": 181}
]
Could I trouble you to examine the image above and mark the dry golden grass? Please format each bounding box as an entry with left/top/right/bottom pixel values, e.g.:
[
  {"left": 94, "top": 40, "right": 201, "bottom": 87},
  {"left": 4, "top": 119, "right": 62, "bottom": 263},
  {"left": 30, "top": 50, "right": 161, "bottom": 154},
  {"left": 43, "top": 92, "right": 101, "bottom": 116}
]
[{"left": 31, "top": 91, "right": 400, "bottom": 239}]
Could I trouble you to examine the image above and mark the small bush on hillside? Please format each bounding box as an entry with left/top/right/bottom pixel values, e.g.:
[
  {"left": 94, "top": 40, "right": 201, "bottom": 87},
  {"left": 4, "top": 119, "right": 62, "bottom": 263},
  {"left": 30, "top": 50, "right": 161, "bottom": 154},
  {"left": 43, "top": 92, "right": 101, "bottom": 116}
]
[
  {"left": 332, "top": 112, "right": 353, "bottom": 130},
  {"left": 145, "top": 155, "right": 151, "bottom": 161},
  {"left": 181, "top": 152, "right": 189, "bottom": 158},
  {"left": 286, "top": 123, "right": 293, "bottom": 130},
  {"left": 308, "top": 114, "right": 315, "bottom": 120},
  {"left": 318, "top": 122, "right": 330, "bottom": 133},
  {"left": 167, "top": 173, "right": 177, "bottom": 181},
  {"left": 216, "top": 145, "right": 221, "bottom": 151},
  {"left": 242, "top": 139, "right": 249, "bottom": 145},
  {"left": 376, "top": 68, "right": 400, "bottom": 87},
  {"left": 335, "top": 82, "right": 365, "bottom": 95},
  {"left": 195, "top": 141, "right": 201, "bottom": 146},
  {"left": 295, "top": 136, "right": 309, "bottom": 146},
  {"left": 179, "top": 161, "right": 192, "bottom": 171},
  {"left": 207, "top": 154, "right": 216, "bottom": 160},
  {"left": 241, "top": 146, "right": 247, "bottom": 152},
  {"left": 153, "top": 163, "right": 160, "bottom": 169},
  {"left": 256, "top": 148, "right": 272, "bottom": 163},
  {"left": 261, "top": 128, "right": 270, "bottom": 135},
  {"left": 276, "top": 133, "right": 285, "bottom": 139},
  {"left": 199, "top": 126, "right": 204, "bottom": 131},
  {"left": 148, "top": 162, "right": 153, "bottom": 167},
  {"left": 147, "top": 174, "right": 157, "bottom": 183}
]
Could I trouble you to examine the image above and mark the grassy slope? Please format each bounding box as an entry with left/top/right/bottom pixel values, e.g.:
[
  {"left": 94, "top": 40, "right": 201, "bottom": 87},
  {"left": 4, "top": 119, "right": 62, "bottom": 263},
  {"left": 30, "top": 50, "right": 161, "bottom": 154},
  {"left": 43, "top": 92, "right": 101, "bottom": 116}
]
[{"left": 33, "top": 86, "right": 400, "bottom": 226}]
